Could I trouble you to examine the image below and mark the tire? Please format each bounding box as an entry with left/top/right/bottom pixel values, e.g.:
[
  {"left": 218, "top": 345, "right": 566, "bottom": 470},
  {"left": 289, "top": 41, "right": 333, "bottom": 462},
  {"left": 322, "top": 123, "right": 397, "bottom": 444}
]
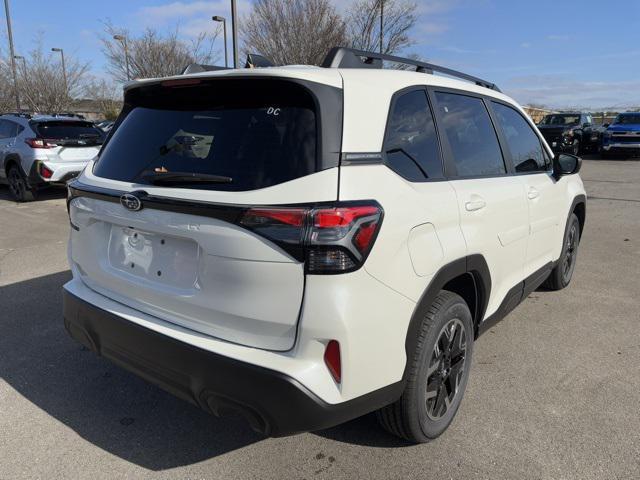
[
  {"left": 571, "top": 139, "right": 580, "bottom": 156},
  {"left": 543, "top": 213, "right": 580, "bottom": 291},
  {"left": 376, "top": 290, "right": 474, "bottom": 443},
  {"left": 7, "top": 164, "right": 35, "bottom": 202}
]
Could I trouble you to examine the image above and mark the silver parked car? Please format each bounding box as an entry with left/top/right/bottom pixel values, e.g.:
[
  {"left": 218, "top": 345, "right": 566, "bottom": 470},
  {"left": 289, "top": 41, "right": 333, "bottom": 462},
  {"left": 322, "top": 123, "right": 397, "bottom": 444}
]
[{"left": 0, "top": 113, "right": 105, "bottom": 201}]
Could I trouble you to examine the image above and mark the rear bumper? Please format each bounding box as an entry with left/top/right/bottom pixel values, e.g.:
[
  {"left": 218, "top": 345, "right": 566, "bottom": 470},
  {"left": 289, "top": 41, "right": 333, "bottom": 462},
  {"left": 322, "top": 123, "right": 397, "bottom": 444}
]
[
  {"left": 62, "top": 288, "right": 403, "bottom": 437},
  {"left": 27, "top": 160, "right": 85, "bottom": 187}
]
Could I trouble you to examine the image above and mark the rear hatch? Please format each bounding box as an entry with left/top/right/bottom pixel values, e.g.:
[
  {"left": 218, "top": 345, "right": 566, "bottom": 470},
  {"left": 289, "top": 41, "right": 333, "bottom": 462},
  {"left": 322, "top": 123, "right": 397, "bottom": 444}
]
[
  {"left": 68, "top": 74, "right": 343, "bottom": 351},
  {"left": 32, "top": 120, "right": 104, "bottom": 161}
]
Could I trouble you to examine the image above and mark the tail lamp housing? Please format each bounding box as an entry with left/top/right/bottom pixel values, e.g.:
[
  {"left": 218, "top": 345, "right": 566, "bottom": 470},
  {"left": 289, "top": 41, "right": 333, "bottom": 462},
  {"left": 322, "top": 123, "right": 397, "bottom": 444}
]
[
  {"left": 239, "top": 201, "right": 383, "bottom": 274},
  {"left": 26, "top": 138, "right": 58, "bottom": 149}
]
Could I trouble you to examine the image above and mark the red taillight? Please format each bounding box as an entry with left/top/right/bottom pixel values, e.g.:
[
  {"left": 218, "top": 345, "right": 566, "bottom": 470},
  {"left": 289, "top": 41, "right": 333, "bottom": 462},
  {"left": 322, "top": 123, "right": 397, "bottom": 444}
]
[
  {"left": 239, "top": 202, "right": 383, "bottom": 274},
  {"left": 324, "top": 340, "right": 341, "bottom": 383},
  {"left": 39, "top": 164, "right": 53, "bottom": 179},
  {"left": 314, "top": 206, "right": 379, "bottom": 228},
  {"left": 241, "top": 207, "right": 306, "bottom": 227},
  {"left": 25, "top": 138, "right": 57, "bottom": 149}
]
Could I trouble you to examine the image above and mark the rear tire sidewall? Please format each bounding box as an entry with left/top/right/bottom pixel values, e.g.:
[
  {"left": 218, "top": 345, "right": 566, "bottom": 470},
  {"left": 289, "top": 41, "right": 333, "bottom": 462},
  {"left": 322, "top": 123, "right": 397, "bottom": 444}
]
[
  {"left": 572, "top": 139, "right": 580, "bottom": 156},
  {"left": 559, "top": 214, "right": 580, "bottom": 287},
  {"left": 7, "top": 165, "right": 34, "bottom": 202},
  {"left": 409, "top": 295, "right": 474, "bottom": 440}
]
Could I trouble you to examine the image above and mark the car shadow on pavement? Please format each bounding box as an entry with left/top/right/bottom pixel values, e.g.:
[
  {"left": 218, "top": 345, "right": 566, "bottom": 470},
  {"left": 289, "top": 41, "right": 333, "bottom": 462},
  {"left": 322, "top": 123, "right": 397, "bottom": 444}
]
[
  {"left": 0, "top": 270, "right": 264, "bottom": 470},
  {"left": 0, "top": 185, "right": 67, "bottom": 202}
]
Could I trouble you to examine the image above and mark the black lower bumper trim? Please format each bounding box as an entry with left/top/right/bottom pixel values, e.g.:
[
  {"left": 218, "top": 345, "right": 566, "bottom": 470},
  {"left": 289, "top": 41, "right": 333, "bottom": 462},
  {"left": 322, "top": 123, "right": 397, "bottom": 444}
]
[{"left": 62, "top": 289, "right": 404, "bottom": 437}]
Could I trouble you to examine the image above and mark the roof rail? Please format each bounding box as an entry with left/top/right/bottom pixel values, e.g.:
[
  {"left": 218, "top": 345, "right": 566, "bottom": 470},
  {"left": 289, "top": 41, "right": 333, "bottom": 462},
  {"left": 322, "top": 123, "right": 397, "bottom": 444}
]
[
  {"left": 321, "top": 47, "right": 501, "bottom": 92},
  {"left": 1, "top": 111, "right": 32, "bottom": 118}
]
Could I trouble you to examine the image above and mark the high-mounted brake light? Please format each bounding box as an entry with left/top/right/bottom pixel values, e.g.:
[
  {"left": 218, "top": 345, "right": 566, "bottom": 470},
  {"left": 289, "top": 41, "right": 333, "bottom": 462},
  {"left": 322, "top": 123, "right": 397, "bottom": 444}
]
[
  {"left": 239, "top": 202, "right": 383, "bottom": 274},
  {"left": 25, "top": 138, "right": 58, "bottom": 149},
  {"left": 160, "top": 78, "right": 202, "bottom": 87}
]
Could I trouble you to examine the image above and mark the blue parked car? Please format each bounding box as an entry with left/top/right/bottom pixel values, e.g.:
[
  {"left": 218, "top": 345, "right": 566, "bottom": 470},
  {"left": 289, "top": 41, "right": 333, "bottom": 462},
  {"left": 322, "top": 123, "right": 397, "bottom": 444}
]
[{"left": 602, "top": 112, "right": 640, "bottom": 158}]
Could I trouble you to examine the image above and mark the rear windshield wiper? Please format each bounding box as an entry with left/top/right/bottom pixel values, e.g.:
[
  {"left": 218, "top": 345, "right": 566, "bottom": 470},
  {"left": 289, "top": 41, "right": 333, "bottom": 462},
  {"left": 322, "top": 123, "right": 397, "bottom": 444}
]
[{"left": 139, "top": 171, "right": 233, "bottom": 185}]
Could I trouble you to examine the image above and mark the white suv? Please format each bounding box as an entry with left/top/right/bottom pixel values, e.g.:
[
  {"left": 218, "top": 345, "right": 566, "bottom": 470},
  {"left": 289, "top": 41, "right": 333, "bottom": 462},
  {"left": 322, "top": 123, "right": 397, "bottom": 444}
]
[{"left": 63, "top": 48, "right": 586, "bottom": 442}]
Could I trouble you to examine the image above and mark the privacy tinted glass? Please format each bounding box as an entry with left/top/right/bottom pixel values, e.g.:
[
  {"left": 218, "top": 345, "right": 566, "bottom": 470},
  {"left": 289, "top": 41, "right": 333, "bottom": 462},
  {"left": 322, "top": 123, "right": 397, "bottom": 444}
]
[
  {"left": 434, "top": 92, "right": 505, "bottom": 177},
  {"left": 384, "top": 89, "right": 443, "bottom": 181},
  {"left": 94, "top": 80, "right": 318, "bottom": 191},
  {"left": 34, "top": 121, "right": 104, "bottom": 145},
  {"left": 492, "top": 102, "right": 547, "bottom": 173}
]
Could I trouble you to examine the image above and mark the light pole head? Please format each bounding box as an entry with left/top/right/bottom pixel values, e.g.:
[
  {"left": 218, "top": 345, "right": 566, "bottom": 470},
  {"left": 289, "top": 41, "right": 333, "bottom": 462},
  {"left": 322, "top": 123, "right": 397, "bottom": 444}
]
[
  {"left": 14, "top": 55, "right": 23, "bottom": 60},
  {"left": 51, "top": 47, "right": 63, "bottom": 53},
  {"left": 212, "top": 15, "right": 225, "bottom": 22}
]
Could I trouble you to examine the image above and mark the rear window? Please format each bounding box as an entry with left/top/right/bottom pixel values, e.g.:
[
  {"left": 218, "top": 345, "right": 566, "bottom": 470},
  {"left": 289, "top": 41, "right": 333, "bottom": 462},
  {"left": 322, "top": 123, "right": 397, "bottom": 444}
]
[
  {"left": 34, "top": 121, "right": 104, "bottom": 146},
  {"left": 613, "top": 114, "right": 640, "bottom": 125},
  {"left": 93, "top": 79, "right": 319, "bottom": 191}
]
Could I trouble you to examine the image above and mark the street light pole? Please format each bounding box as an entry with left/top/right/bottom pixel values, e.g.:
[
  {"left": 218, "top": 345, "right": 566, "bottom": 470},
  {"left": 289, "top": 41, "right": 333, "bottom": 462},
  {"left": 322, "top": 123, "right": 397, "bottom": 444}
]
[
  {"left": 212, "top": 16, "right": 228, "bottom": 68},
  {"left": 231, "top": 0, "right": 239, "bottom": 68},
  {"left": 51, "top": 48, "right": 68, "bottom": 106},
  {"left": 379, "top": 0, "right": 384, "bottom": 54},
  {"left": 3, "top": 0, "right": 20, "bottom": 110},
  {"left": 113, "top": 35, "right": 130, "bottom": 80}
]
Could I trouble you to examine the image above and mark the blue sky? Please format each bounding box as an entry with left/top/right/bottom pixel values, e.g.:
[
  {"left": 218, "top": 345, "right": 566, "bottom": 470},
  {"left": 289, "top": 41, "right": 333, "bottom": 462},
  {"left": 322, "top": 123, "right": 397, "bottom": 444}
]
[{"left": 4, "top": 0, "right": 640, "bottom": 109}]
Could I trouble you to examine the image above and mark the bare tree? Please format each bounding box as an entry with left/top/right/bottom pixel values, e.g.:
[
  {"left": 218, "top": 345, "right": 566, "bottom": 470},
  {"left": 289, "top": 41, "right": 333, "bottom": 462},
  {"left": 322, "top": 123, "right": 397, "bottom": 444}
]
[
  {"left": 101, "top": 23, "right": 221, "bottom": 82},
  {"left": 347, "top": 0, "right": 417, "bottom": 55},
  {"left": 0, "top": 56, "right": 17, "bottom": 111},
  {"left": 10, "top": 39, "right": 90, "bottom": 112},
  {"left": 242, "top": 0, "right": 347, "bottom": 66},
  {"left": 84, "top": 78, "right": 122, "bottom": 120}
]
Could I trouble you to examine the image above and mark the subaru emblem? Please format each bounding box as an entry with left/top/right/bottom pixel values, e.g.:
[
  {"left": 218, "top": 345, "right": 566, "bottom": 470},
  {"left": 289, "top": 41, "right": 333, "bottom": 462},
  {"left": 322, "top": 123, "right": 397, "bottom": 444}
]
[{"left": 120, "top": 193, "right": 142, "bottom": 211}]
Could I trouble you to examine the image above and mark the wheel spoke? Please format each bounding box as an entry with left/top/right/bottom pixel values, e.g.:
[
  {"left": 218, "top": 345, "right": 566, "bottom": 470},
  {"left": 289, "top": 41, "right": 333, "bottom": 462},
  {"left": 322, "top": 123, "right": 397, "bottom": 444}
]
[
  {"left": 433, "top": 385, "right": 447, "bottom": 417},
  {"left": 427, "top": 355, "right": 441, "bottom": 376},
  {"left": 425, "top": 317, "right": 469, "bottom": 421},
  {"left": 425, "top": 381, "right": 439, "bottom": 400}
]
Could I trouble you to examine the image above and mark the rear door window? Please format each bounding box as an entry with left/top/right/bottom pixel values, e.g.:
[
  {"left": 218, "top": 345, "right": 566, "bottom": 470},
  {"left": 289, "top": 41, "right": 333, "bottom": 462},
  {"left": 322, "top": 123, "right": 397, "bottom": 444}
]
[
  {"left": 34, "top": 121, "right": 104, "bottom": 146},
  {"left": 0, "top": 120, "right": 17, "bottom": 139},
  {"left": 384, "top": 89, "right": 443, "bottom": 181},
  {"left": 434, "top": 92, "right": 505, "bottom": 177},
  {"left": 94, "top": 79, "right": 319, "bottom": 191},
  {"left": 491, "top": 102, "right": 548, "bottom": 173}
]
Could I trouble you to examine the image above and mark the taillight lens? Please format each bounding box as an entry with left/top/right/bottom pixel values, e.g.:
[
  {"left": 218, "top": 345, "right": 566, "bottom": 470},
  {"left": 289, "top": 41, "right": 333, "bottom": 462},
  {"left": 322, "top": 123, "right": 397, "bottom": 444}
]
[
  {"left": 25, "top": 138, "right": 58, "bottom": 149},
  {"left": 239, "top": 202, "right": 383, "bottom": 274}
]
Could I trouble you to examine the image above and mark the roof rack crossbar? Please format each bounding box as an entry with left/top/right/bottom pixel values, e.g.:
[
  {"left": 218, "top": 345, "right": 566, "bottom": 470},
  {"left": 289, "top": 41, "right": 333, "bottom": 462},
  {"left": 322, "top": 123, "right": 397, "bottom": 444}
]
[{"left": 322, "top": 47, "right": 501, "bottom": 92}]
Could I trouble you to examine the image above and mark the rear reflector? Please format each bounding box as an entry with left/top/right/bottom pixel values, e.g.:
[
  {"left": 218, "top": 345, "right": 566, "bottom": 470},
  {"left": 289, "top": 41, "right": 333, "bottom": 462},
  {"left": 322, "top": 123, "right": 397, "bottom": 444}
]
[
  {"left": 324, "top": 340, "right": 341, "bottom": 383},
  {"left": 239, "top": 202, "right": 383, "bottom": 274},
  {"left": 39, "top": 164, "right": 53, "bottom": 179}
]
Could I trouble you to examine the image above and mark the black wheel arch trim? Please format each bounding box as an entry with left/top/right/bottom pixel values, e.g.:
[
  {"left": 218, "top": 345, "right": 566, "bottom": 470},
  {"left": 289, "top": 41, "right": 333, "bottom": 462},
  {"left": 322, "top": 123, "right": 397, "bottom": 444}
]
[
  {"left": 568, "top": 194, "right": 586, "bottom": 238},
  {"left": 403, "top": 254, "right": 491, "bottom": 379}
]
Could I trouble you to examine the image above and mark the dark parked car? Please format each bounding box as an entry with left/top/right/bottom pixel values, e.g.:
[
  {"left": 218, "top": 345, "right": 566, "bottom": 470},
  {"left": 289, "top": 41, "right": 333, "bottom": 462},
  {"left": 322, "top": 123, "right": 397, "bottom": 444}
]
[{"left": 537, "top": 112, "right": 601, "bottom": 155}]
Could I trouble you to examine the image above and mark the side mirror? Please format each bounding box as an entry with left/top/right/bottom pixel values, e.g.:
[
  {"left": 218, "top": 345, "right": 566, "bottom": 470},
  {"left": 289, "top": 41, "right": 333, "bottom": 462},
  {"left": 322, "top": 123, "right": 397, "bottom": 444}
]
[
  {"left": 603, "top": 123, "right": 610, "bottom": 128},
  {"left": 553, "top": 153, "right": 581, "bottom": 180}
]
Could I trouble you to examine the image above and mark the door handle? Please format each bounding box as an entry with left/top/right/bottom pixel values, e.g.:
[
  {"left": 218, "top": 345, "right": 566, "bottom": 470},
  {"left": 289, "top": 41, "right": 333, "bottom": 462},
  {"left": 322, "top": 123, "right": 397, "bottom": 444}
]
[
  {"left": 527, "top": 187, "right": 540, "bottom": 200},
  {"left": 465, "top": 198, "right": 486, "bottom": 211}
]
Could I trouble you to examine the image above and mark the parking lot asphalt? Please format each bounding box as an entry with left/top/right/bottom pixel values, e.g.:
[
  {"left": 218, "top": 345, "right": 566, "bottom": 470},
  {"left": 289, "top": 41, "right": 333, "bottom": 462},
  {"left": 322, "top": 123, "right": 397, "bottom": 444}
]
[{"left": 1, "top": 157, "right": 639, "bottom": 480}]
